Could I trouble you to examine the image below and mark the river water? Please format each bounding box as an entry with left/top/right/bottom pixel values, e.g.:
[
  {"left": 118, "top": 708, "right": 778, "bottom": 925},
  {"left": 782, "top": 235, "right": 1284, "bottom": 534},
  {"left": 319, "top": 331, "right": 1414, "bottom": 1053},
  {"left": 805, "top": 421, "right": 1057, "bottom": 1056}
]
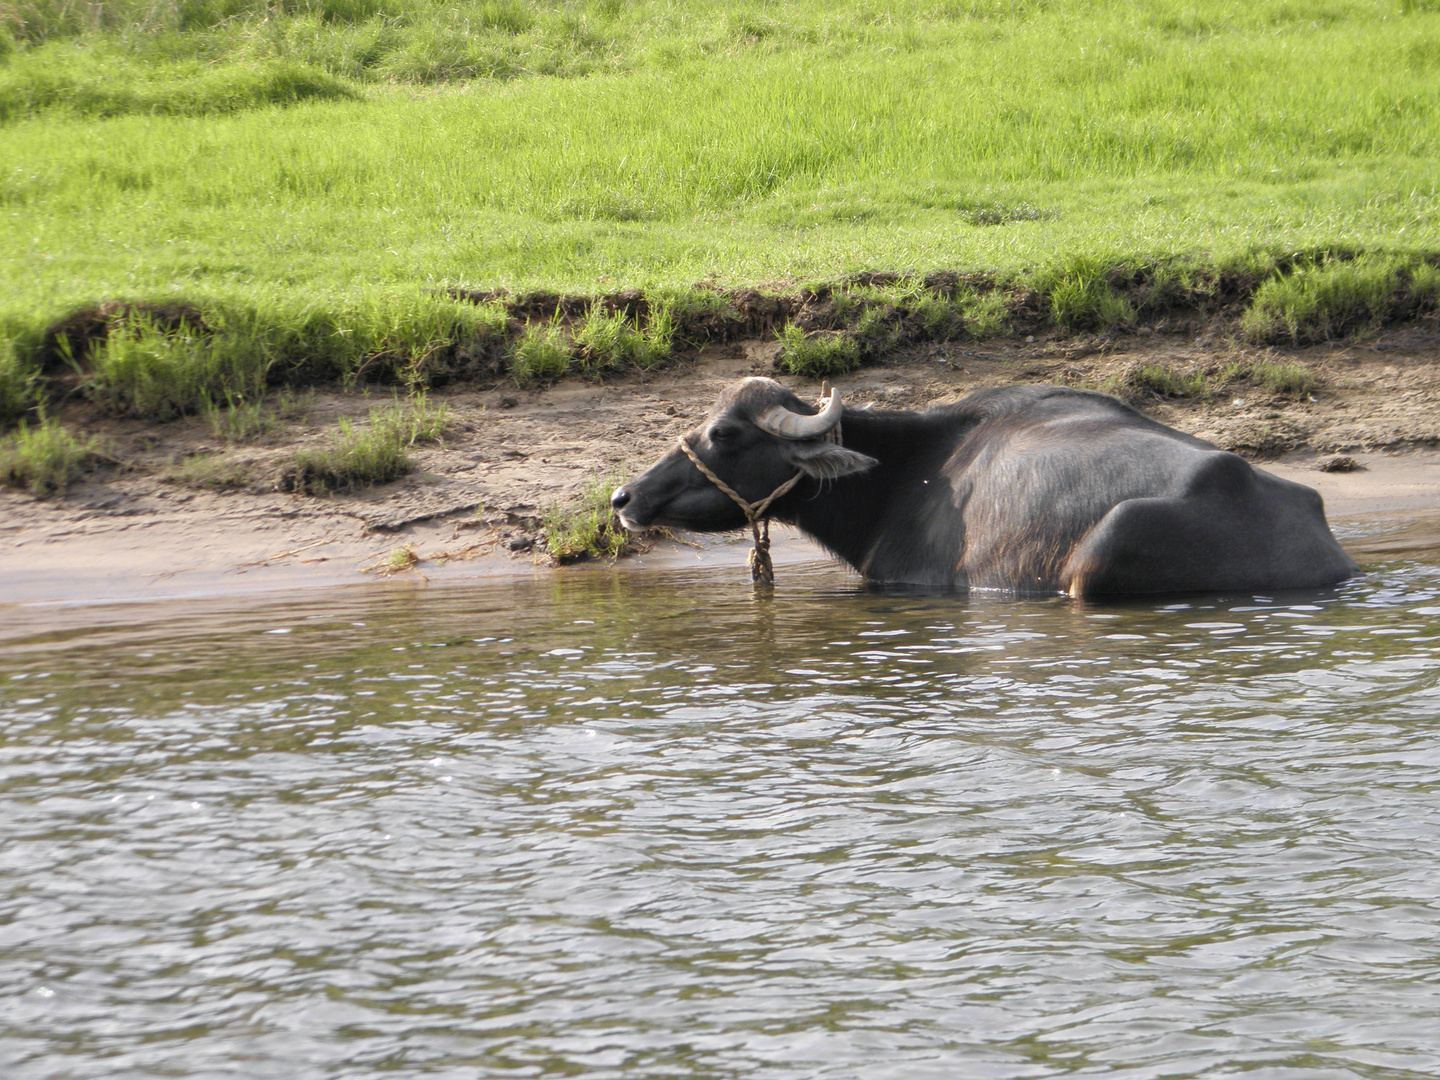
[{"left": 4, "top": 540, "right": 1440, "bottom": 1079}]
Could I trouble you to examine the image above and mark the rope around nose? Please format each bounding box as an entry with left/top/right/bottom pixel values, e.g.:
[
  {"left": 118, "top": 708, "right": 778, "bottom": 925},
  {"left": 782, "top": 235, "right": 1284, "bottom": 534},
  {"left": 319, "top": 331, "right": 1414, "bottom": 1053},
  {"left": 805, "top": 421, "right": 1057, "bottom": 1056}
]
[{"left": 678, "top": 438, "right": 803, "bottom": 589}]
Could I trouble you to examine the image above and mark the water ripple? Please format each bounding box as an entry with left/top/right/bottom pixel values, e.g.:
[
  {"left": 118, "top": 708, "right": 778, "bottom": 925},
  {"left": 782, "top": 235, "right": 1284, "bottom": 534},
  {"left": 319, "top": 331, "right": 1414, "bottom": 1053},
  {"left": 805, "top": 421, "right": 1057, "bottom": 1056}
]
[{"left": 4, "top": 562, "right": 1440, "bottom": 1077}]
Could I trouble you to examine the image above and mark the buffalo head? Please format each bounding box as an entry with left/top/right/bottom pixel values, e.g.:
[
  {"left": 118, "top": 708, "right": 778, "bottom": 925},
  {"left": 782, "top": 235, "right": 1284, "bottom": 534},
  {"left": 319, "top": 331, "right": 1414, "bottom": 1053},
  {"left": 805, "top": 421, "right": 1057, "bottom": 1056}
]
[{"left": 611, "top": 377, "right": 878, "bottom": 532}]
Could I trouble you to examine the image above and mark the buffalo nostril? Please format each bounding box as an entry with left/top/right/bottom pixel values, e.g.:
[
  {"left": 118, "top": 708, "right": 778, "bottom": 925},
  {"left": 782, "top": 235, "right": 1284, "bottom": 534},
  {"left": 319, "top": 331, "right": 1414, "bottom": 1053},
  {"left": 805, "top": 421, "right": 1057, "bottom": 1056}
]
[{"left": 610, "top": 487, "right": 632, "bottom": 512}]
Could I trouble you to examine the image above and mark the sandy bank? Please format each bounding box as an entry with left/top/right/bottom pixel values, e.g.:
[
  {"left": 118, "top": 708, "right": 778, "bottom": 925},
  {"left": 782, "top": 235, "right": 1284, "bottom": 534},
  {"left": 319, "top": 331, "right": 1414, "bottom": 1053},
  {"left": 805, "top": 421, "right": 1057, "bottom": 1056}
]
[
  {"left": 6, "top": 332, "right": 1440, "bottom": 610},
  {"left": 5, "top": 449, "right": 1438, "bottom": 612}
]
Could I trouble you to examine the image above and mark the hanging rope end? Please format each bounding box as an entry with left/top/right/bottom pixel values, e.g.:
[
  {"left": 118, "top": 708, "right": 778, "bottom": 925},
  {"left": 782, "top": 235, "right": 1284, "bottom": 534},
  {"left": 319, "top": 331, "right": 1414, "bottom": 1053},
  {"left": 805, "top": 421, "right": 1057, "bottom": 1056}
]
[{"left": 749, "top": 520, "right": 776, "bottom": 590}]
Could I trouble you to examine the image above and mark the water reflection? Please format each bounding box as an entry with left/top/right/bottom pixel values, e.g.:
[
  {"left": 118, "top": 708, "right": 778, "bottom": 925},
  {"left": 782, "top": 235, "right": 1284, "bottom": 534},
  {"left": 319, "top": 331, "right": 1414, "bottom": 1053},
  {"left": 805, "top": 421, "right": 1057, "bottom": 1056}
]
[{"left": 4, "top": 559, "right": 1440, "bottom": 1077}]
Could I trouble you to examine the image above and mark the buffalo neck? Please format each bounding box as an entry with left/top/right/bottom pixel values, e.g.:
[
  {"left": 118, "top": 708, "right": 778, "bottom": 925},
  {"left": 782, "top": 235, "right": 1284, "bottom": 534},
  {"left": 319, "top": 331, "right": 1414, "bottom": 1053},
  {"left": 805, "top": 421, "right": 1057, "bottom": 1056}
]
[{"left": 772, "top": 406, "right": 968, "bottom": 578}]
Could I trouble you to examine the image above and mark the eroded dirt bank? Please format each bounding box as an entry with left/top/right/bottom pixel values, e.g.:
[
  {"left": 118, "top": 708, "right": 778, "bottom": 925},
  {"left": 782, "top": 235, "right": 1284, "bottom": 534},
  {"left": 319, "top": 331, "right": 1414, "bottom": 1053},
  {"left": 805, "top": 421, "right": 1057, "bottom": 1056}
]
[{"left": 7, "top": 328, "right": 1440, "bottom": 607}]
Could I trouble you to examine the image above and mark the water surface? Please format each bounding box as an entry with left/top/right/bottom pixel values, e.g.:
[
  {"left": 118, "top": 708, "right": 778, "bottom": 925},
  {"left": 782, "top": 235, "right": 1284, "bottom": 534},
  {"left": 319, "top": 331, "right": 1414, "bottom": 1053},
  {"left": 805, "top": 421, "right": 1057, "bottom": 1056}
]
[{"left": 4, "top": 555, "right": 1440, "bottom": 1078}]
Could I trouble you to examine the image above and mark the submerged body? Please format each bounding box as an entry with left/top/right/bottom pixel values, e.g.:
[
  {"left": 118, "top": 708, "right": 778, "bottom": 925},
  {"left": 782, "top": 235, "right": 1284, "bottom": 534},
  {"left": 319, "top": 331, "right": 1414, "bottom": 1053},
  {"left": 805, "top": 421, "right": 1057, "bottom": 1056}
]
[{"left": 611, "top": 378, "right": 1359, "bottom": 596}]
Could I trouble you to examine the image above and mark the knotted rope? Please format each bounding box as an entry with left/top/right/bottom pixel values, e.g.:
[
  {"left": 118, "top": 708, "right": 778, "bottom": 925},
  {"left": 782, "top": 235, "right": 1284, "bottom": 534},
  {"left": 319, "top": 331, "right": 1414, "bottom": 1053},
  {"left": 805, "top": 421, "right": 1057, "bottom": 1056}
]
[
  {"left": 679, "top": 385, "right": 844, "bottom": 589},
  {"left": 679, "top": 438, "right": 802, "bottom": 589}
]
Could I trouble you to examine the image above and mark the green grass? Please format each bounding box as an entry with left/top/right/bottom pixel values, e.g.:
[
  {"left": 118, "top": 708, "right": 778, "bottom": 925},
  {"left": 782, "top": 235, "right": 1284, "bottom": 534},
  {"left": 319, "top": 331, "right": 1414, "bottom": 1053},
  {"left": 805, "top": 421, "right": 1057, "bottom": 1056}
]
[
  {"left": 1241, "top": 256, "right": 1440, "bottom": 343},
  {"left": 203, "top": 387, "right": 312, "bottom": 441},
  {"left": 0, "top": 55, "right": 359, "bottom": 123},
  {"left": 901, "top": 284, "right": 1012, "bottom": 341},
  {"left": 277, "top": 394, "right": 448, "bottom": 494},
  {"left": 574, "top": 303, "right": 674, "bottom": 376},
  {"left": 0, "top": 334, "right": 36, "bottom": 425},
  {"left": 505, "top": 300, "right": 675, "bottom": 383},
  {"left": 1038, "top": 256, "right": 1139, "bottom": 334},
  {"left": 6, "top": 2, "right": 1439, "bottom": 294},
  {"left": 648, "top": 285, "right": 736, "bottom": 341},
  {"left": 85, "top": 314, "right": 268, "bottom": 420},
  {"left": 910, "top": 291, "right": 965, "bottom": 340},
  {"left": 1222, "top": 360, "right": 1323, "bottom": 397},
  {"left": 367, "top": 544, "right": 422, "bottom": 575},
  {"left": 166, "top": 450, "right": 256, "bottom": 490},
  {"left": 509, "top": 317, "right": 572, "bottom": 386},
  {"left": 0, "top": 0, "right": 1437, "bottom": 417},
  {"left": 203, "top": 395, "right": 275, "bottom": 441},
  {"left": 775, "top": 322, "right": 861, "bottom": 378},
  {"left": 1101, "top": 363, "right": 1212, "bottom": 403},
  {"left": 1096, "top": 358, "right": 1324, "bottom": 404},
  {"left": 957, "top": 288, "right": 1011, "bottom": 339},
  {"left": 540, "top": 471, "right": 636, "bottom": 564},
  {"left": 0, "top": 415, "right": 98, "bottom": 494},
  {"left": 10, "top": 291, "right": 508, "bottom": 425}
]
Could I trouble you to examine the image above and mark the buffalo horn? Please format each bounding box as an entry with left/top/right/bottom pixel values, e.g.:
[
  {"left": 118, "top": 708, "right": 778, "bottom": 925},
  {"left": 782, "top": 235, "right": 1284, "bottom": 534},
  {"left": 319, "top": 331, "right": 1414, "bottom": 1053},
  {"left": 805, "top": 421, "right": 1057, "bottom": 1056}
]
[{"left": 755, "top": 388, "right": 843, "bottom": 440}]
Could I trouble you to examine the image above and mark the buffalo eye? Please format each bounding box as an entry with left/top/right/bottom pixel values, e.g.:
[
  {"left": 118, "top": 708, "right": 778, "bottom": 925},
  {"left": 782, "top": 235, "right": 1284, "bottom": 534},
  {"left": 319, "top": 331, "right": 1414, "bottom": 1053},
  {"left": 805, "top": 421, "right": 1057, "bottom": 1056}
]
[{"left": 708, "top": 424, "right": 743, "bottom": 448}]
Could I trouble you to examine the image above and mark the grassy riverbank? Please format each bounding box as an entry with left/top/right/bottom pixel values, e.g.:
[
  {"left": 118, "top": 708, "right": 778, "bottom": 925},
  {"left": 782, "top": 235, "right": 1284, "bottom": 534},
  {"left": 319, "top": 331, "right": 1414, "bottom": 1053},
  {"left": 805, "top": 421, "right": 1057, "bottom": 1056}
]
[{"left": 3, "top": 0, "right": 1439, "bottom": 430}]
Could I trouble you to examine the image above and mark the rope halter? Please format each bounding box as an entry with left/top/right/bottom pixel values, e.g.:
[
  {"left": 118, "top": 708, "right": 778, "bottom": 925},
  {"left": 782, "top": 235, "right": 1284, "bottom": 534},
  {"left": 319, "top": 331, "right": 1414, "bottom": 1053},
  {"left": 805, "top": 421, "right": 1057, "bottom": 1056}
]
[
  {"left": 677, "top": 384, "right": 842, "bottom": 590},
  {"left": 678, "top": 438, "right": 802, "bottom": 589}
]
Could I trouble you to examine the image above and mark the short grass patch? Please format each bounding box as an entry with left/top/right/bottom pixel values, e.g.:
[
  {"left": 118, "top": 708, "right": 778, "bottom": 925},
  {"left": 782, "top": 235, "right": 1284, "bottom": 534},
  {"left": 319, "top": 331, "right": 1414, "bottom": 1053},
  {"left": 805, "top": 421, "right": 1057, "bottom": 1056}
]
[
  {"left": 540, "top": 471, "right": 637, "bottom": 564},
  {"left": 509, "top": 318, "right": 572, "bottom": 386},
  {"left": 203, "top": 388, "right": 314, "bottom": 442},
  {"left": 957, "top": 288, "right": 1011, "bottom": 339},
  {"left": 167, "top": 451, "right": 255, "bottom": 490},
  {"left": 1097, "top": 358, "right": 1322, "bottom": 404},
  {"left": 203, "top": 394, "right": 275, "bottom": 442},
  {"left": 348, "top": 293, "right": 510, "bottom": 388},
  {"left": 364, "top": 544, "right": 423, "bottom": 576},
  {"left": 1099, "top": 363, "right": 1211, "bottom": 403},
  {"left": 277, "top": 394, "right": 448, "bottom": 494},
  {"left": 0, "top": 415, "right": 98, "bottom": 495},
  {"left": 0, "top": 338, "right": 35, "bottom": 427},
  {"left": 911, "top": 291, "right": 965, "bottom": 340},
  {"left": 1038, "top": 257, "right": 1138, "bottom": 334},
  {"left": 775, "top": 322, "right": 861, "bottom": 378},
  {"left": 1221, "top": 360, "right": 1322, "bottom": 397},
  {"left": 85, "top": 316, "right": 268, "bottom": 421},
  {"left": 574, "top": 304, "right": 674, "bottom": 377},
  {"left": 648, "top": 286, "right": 736, "bottom": 340},
  {"left": 1240, "top": 257, "right": 1438, "bottom": 344},
  {"left": 853, "top": 303, "right": 902, "bottom": 355}
]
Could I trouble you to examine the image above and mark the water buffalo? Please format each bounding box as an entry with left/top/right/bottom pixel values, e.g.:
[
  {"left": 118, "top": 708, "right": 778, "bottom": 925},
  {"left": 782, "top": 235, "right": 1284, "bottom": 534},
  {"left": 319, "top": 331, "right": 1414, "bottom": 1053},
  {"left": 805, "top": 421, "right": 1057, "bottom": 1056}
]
[{"left": 610, "top": 377, "right": 1359, "bottom": 595}]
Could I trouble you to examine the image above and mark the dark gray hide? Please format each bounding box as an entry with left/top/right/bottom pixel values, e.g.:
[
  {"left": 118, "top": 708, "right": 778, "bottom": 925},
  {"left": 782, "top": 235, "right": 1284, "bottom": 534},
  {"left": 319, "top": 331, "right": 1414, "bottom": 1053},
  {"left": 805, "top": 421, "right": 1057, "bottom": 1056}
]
[{"left": 610, "top": 377, "right": 1360, "bottom": 595}]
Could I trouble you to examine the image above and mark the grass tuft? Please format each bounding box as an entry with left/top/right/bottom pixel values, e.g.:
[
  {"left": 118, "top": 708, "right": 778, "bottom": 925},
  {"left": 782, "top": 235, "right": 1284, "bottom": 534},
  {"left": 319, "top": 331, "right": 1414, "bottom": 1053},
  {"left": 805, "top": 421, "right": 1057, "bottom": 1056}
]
[
  {"left": 348, "top": 294, "right": 510, "bottom": 388},
  {"left": 509, "top": 317, "right": 572, "bottom": 385},
  {"left": 1221, "top": 360, "right": 1322, "bottom": 397},
  {"left": 87, "top": 314, "right": 267, "bottom": 420},
  {"left": 1240, "top": 258, "right": 1414, "bottom": 344},
  {"left": 853, "top": 302, "right": 902, "bottom": 353},
  {"left": 775, "top": 322, "right": 861, "bottom": 378},
  {"left": 574, "top": 303, "right": 674, "bottom": 376},
  {"left": 1037, "top": 257, "right": 1137, "bottom": 333},
  {"left": 912, "top": 291, "right": 966, "bottom": 339},
  {"left": 167, "top": 451, "right": 255, "bottom": 490},
  {"left": 1098, "top": 358, "right": 1322, "bottom": 403},
  {"left": 277, "top": 394, "right": 448, "bottom": 494},
  {"left": 0, "top": 335, "right": 37, "bottom": 428},
  {"left": 541, "top": 471, "right": 636, "bottom": 564},
  {"left": 957, "top": 287, "right": 1011, "bottom": 339},
  {"left": 370, "top": 544, "right": 422, "bottom": 575},
  {"left": 1100, "top": 363, "right": 1210, "bottom": 403},
  {"left": 203, "top": 387, "right": 312, "bottom": 442},
  {"left": 0, "top": 55, "right": 359, "bottom": 123},
  {"left": 203, "top": 394, "right": 275, "bottom": 442},
  {"left": 0, "top": 415, "right": 97, "bottom": 495}
]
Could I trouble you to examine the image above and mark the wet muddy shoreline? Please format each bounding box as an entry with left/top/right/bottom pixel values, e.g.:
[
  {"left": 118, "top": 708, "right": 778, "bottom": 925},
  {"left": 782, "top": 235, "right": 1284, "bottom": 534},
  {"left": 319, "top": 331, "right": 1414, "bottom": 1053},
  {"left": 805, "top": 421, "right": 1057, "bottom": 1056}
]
[{"left": 7, "top": 329, "right": 1440, "bottom": 609}]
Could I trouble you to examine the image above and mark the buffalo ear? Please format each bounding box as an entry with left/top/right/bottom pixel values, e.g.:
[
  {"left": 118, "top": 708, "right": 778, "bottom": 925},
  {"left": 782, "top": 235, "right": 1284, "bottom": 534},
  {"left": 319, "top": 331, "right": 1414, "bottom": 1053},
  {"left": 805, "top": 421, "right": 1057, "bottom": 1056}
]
[{"left": 783, "top": 441, "right": 878, "bottom": 480}]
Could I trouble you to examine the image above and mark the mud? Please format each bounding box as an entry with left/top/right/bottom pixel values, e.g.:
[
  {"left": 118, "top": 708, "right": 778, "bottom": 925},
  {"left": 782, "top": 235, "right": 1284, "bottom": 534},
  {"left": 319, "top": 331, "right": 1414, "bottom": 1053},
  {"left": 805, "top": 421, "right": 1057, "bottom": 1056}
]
[{"left": 6, "top": 326, "right": 1440, "bottom": 607}]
